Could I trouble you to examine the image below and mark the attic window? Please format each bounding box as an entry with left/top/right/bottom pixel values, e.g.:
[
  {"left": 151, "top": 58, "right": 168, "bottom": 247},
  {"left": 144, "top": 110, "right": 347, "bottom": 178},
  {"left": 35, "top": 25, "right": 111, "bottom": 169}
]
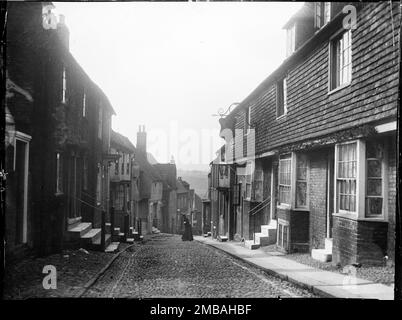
[
  {"left": 314, "top": 2, "right": 331, "bottom": 29},
  {"left": 286, "top": 23, "right": 296, "bottom": 57}
]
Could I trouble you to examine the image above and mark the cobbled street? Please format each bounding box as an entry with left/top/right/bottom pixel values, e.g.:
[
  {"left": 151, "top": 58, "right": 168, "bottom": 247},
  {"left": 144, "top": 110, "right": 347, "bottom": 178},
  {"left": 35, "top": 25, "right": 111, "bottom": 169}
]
[{"left": 83, "top": 234, "right": 317, "bottom": 298}]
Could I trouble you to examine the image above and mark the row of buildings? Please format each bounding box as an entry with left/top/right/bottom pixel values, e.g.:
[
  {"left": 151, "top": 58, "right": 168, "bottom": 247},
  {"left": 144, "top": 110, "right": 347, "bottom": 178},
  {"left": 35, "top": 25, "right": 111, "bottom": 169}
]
[
  {"left": 203, "top": 2, "right": 399, "bottom": 267},
  {"left": 3, "top": 2, "right": 201, "bottom": 258}
]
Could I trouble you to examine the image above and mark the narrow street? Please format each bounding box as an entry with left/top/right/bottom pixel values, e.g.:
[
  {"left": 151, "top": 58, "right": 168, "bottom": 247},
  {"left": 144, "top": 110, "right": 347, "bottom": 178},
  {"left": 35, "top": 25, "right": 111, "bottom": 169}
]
[{"left": 83, "top": 234, "right": 317, "bottom": 298}]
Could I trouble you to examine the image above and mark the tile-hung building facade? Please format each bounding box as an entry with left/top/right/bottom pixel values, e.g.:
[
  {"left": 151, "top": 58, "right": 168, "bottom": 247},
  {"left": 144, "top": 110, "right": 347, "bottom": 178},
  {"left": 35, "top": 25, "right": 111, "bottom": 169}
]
[
  {"left": 109, "top": 131, "right": 136, "bottom": 232},
  {"left": 5, "top": 2, "right": 116, "bottom": 256},
  {"left": 218, "top": 2, "right": 399, "bottom": 266}
]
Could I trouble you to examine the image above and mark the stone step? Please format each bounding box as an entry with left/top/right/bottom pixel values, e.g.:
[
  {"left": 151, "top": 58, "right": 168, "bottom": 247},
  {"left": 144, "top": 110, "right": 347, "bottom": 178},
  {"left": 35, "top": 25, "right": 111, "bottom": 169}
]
[
  {"left": 244, "top": 240, "right": 260, "bottom": 250},
  {"left": 67, "top": 216, "right": 82, "bottom": 231},
  {"left": 81, "top": 228, "right": 101, "bottom": 244},
  {"left": 218, "top": 236, "right": 228, "bottom": 242},
  {"left": 311, "top": 248, "right": 332, "bottom": 262},
  {"left": 105, "top": 242, "right": 120, "bottom": 253},
  {"left": 254, "top": 233, "right": 270, "bottom": 246},
  {"left": 113, "top": 227, "right": 120, "bottom": 235},
  {"left": 68, "top": 222, "right": 92, "bottom": 238},
  {"left": 92, "top": 233, "right": 112, "bottom": 249}
]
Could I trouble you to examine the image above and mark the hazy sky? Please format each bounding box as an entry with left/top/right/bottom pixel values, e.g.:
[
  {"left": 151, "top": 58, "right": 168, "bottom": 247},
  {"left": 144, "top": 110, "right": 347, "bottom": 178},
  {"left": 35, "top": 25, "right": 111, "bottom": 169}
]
[{"left": 54, "top": 1, "right": 304, "bottom": 171}]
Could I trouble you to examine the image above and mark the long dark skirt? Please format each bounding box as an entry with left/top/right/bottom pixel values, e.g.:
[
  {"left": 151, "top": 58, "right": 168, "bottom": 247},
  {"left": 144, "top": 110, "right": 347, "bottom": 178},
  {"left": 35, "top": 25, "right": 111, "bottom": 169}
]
[{"left": 182, "top": 222, "right": 193, "bottom": 241}]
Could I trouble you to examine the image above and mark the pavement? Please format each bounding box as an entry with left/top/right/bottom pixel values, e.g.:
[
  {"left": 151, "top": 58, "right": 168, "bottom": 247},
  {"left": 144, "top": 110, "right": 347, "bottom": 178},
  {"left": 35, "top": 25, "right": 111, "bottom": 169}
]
[{"left": 194, "top": 236, "right": 395, "bottom": 300}]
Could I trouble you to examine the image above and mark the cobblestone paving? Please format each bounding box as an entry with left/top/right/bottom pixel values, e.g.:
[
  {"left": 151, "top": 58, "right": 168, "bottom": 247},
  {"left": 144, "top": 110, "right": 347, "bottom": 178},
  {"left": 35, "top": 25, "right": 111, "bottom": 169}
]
[
  {"left": 84, "top": 234, "right": 318, "bottom": 298},
  {"left": 3, "top": 248, "right": 117, "bottom": 299}
]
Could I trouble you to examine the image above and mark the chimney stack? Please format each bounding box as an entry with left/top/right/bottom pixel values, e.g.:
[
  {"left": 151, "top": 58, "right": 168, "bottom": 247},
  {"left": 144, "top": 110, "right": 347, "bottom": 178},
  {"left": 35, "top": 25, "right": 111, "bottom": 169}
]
[
  {"left": 57, "top": 14, "right": 69, "bottom": 50},
  {"left": 137, "top": 125, "right": 147, "bottom": 154}
]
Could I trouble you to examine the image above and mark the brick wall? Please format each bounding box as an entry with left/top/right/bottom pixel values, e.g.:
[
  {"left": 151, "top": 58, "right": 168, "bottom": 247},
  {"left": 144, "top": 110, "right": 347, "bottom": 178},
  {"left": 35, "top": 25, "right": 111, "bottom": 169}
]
[
  {"left": 357, "top": 221, "right": 388, "bottom": 265},
  {"left": 308, "top": 149, "right": 328, "bottom": 250},
  {"left": 333, "top": 215, "right": 388, "bottom": 266},
  {"left": 332, "top": 216, "right": 358, "bottom": 266}
]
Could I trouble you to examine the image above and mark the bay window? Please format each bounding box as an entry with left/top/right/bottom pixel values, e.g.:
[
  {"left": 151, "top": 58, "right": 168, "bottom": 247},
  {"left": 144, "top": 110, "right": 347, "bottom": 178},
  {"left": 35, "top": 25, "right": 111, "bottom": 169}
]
[
  {"left": 336, "top": 142, "right": 357, "bottom": 213},
  {"left": 335, "top": 139, "right": 387, "bottom": 219},
  {"left": 365, "top": 141, "right": 385, "bottom": 217},
  {"left": 278, "top": 153, "right": 308, "bottom": 209},
  {"left": 296, "top": 154, "right": 308, "bottom": 208},
  {"left": 278, "top": 154, "right": 292, "bottom": 205}
]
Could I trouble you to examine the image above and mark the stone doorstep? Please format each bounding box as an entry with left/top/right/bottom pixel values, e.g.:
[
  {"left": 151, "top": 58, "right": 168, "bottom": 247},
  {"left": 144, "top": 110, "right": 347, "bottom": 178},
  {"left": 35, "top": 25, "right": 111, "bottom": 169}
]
[
  {"left": 113, "top": 227, "right": 120, "bottom": 236},
  {"left": 254, "top": 233, "right": 270, "bottom": 246},
  {"left": 81, "top": 228, "right": 101, "bottom": 244},
  {"left": 92, "top": 233, "right": 112, "bottom": 248},
  {"left": 67, "top": 216, "right": 83, "bottom": 230},
  {"left": 105, "top": 242, "right": 120, "bottom": 253},
  {"left": 68, "top": 222, "right": 92, "bottom": 237},
  {"left": 244, "top": 240, "right": 260, "bottom": 250},
  {"left": 311, "top": 249, "right": 332, "bottom": 263}
]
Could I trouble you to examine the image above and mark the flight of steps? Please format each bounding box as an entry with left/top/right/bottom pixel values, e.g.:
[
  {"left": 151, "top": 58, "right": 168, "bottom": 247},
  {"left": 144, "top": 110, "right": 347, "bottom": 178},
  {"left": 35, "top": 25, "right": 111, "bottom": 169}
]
[
  {"left": 126, "top": 227, "right": 144, "bottom": 243},
  {"left": 244, "top": 220, "right": 278, "bottom": 250},
  {"left": 311, "top": 238, "right": 333, "bottom": 262},
  {"left": 68, "top": 217, "right": 112, "bottom": 252},
  {"left": 108, "top": 224, "right": 143, "bottom": 244},
  {"left": 152, "top": 226, "right": 161, "bottom": 234}
]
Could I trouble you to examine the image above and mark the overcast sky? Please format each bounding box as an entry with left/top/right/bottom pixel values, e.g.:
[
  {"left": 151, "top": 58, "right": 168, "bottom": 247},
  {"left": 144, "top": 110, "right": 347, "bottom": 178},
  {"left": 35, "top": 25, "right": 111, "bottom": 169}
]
[{"left": 54, "top": 1, "right": 304, "bottom": 171}]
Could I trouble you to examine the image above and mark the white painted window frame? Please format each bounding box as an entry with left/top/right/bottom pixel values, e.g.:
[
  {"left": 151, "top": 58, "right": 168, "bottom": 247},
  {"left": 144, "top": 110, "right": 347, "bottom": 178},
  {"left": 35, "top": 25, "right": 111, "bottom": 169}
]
[
  {"left": 277, "top": 153, "right": 293, "bottom": 208},
  {"left": 286, "top": 23, "right": 296, "bottom": 57},
  {"left": 334, "top": 139, "right": 388, "bottom": 221},
  {"left": 328, "top": 28, "right": 352, "bottom": 93}
]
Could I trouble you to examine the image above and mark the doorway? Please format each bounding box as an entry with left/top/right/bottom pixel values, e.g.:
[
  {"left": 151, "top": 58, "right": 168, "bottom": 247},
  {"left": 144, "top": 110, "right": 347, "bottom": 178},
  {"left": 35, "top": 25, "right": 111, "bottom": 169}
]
[{"left": 14, "top": 132, "right": 31, "bottom": 245}]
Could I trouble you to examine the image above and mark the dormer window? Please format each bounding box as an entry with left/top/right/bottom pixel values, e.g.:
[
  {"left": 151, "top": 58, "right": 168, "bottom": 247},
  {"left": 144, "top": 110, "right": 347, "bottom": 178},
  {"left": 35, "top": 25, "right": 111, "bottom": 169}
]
[
  {"left": 286, "top": 23, "right": 296, "bottom": 57},
  {"left": 314, "top": 2, "right": 331, "bottom": 29}
]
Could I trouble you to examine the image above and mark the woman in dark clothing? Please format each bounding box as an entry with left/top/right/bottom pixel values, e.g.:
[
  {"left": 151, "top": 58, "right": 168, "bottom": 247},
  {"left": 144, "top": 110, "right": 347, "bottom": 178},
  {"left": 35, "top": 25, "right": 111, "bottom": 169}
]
[{"left": 181, "top": 215, "right": 193, "bottom": 241}]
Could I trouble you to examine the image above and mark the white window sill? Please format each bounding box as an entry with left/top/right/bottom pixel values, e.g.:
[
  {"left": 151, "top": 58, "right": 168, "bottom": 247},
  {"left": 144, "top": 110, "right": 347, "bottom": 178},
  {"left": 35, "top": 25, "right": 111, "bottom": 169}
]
[
  {"left": 328, "top": 82, "right": 351, "bottom": 96},
  {"left": 276, "top": 113, "right": 287, "bottom": 121},
  {"left": 277, "top": 204, "right": 291, "bottom": 210},
  {"left": 333, "top": 212, "right": 387, "bottom": 222}
]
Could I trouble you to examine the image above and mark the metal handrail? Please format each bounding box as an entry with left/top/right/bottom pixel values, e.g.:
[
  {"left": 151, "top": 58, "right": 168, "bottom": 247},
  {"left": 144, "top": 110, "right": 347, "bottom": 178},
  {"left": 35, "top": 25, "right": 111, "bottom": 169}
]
[
  {"left": 251, "top": 197, "right": 271, "bottom": 244},
  {"left": 249, "top": 196, "right": 271, "bottom": 216}
]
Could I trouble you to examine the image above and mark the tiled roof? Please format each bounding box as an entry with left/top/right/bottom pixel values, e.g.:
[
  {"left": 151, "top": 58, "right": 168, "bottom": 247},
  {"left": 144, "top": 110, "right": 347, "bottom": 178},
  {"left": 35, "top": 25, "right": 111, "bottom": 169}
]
[{"left": 111, "top": 130, "right": 135, "bottom": 153}]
